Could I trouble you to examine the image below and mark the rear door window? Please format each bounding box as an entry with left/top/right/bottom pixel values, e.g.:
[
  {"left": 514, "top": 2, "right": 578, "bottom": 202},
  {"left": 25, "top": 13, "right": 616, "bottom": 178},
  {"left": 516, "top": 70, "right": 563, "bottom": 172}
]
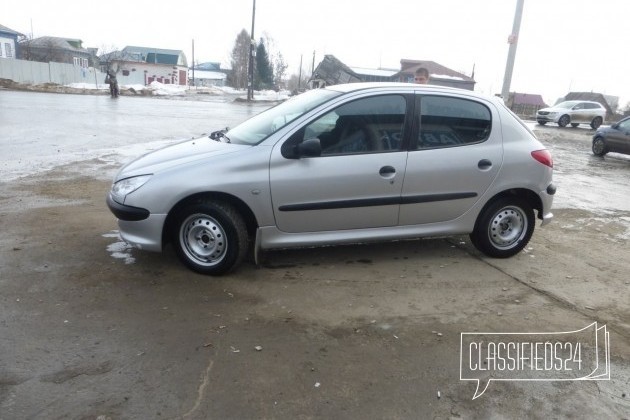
[{"left": 414, "top": 96, "right": 491, "bottom": 150}]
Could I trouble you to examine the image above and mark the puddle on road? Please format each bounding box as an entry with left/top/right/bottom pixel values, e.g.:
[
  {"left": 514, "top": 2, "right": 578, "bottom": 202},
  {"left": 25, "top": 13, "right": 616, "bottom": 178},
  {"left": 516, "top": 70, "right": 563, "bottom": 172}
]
[{"left": 103, "top": 230, "right": 135, "bottom": 264}]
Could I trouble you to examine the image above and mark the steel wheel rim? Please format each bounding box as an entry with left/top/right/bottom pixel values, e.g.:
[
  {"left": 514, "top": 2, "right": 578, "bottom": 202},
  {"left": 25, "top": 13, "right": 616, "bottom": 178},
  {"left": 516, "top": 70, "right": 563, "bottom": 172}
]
[
  {"left": 488, "top": 206, "right": 527, "bottom": 249},
  {"left": 593, "top": 139, "right": 605, "bottom": 155},
  {"left": 559, "top": 116, "right": 569, "bottom": 126},
  {"left": 180, "top": 214, "right": 227, "bottom": 266}
]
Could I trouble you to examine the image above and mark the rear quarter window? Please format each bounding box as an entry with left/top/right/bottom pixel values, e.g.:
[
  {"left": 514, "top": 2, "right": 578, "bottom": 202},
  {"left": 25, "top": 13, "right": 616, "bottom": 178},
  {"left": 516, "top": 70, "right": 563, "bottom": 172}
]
[{"left": 415, "top": 96, "right": 491, "bottom": 150}]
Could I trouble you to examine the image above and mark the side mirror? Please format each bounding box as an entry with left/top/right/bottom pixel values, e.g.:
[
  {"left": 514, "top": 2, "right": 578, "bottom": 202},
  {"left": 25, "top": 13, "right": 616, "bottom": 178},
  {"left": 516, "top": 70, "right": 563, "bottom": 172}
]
[{"left": 296, "top": 138, "right": 322, "bottom": 158}]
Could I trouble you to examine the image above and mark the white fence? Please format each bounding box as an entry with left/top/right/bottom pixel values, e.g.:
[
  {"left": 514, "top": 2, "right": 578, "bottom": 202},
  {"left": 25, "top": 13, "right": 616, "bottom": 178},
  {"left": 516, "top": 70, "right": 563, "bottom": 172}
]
[{"left": 0, "top": 58, "right": 145, "bottom": 86}]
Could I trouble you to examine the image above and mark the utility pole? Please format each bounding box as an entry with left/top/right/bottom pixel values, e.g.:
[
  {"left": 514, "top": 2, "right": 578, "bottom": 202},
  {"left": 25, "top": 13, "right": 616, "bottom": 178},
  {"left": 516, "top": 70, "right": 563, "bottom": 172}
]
[
  {"left": 501, "top": 0, "right": 524, "bottom": 102},
  {"left": 191, "top": 39, "right": 195, "bottom": 90},
  {"left": 298, "top": 54, "right": 303, "bottom": 92},
  {"left": 247, "top": 0, "right": 256, "bottom": 101}
]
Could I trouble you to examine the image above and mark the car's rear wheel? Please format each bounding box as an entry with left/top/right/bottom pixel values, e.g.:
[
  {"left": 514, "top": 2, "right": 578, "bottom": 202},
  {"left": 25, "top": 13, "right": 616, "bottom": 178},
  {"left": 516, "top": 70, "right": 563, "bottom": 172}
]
[
  {"left": 571, "top": 123, "right": 579, "bottom": 128},
  {"left": 558, "top": 115, "right": 570, "bottom": 127},
  {"left": 592, "top": 137, "right": 608, "bottom": 157},
  {"left": 172, "top": 201, "right": 248, "bottom": 275},
  {"left": 590, "top": 117, "right": 603, "bottom": 129},
  {"left": 470, "top": 197, "right": 534, "bottom": 258},
  {"left": 537, "top": 121, "right": 547, "bottom": 126}
]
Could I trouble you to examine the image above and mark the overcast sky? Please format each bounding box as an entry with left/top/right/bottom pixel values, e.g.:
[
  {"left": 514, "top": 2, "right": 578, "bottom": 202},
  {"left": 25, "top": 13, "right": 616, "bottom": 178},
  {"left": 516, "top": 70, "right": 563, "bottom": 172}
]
[{"left": 4, "top": 0, "right": 629, "bottom": 106}]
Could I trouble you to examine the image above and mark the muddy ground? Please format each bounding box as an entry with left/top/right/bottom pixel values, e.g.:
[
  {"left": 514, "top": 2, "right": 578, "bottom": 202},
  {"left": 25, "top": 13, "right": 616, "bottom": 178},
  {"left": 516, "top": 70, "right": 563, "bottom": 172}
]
[{"left": 1, "top": 126, "right": 630, "bottom": 419}]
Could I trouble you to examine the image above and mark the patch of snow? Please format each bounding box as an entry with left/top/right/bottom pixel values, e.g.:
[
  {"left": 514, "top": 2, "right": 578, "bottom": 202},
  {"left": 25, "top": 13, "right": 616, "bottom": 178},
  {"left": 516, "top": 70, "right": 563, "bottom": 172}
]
[{"left": 103, "top": 230, "right": 135, "bottom": 264}]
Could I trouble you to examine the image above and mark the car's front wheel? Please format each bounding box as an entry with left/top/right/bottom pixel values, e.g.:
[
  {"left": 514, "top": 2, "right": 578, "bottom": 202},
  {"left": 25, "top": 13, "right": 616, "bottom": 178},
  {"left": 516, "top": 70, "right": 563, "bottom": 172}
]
[
  {"left": 558, "top": 115, "right": 570, "bottom": 127},
  {"left": 172, "top": 201, "right": 248, "bottom": 275},
  {"left": 470, "top": 197, "right": 534, "bottom": 258},
  {"left": 590, "top": 117, "right": 603, "bottom": 129},
  {"left": 592, "top": 137, "right": 608, "bottom": 157}
]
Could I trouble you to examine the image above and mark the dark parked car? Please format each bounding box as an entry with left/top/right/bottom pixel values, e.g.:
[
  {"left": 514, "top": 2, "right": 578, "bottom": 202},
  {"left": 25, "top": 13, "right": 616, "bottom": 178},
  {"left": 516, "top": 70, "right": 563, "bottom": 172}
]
[{"left": 592, "top": 116, "right": 630, "bottom": 157}]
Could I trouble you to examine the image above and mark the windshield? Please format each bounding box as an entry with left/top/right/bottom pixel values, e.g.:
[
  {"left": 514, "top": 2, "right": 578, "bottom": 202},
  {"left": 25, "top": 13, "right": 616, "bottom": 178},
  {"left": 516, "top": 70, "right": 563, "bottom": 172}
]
[
  {"left": 224, "top": 89, "right": 342, "bottom": 145},
  {"left": 554, "top": 101, "right": 580, "bottom": 109}
]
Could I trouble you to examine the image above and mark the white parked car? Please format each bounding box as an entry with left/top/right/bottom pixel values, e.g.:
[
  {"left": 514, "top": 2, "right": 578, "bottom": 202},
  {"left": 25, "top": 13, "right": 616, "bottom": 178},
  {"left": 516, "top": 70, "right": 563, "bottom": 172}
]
[
  {"left": 107, "top": 83, "right": 556, "bottom": 275},
  {"left": 536, "top": 100, "right": 606, "bottom": 129}
]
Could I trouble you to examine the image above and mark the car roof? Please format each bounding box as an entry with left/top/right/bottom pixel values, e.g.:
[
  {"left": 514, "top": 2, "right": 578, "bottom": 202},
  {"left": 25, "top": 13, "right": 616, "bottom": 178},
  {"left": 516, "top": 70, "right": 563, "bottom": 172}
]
[
  {"left": 560, "top": 100, "right": 601, "bottom": 105},
  {"left": 322, "top": 82, "right": 498, "bottom": 102}
]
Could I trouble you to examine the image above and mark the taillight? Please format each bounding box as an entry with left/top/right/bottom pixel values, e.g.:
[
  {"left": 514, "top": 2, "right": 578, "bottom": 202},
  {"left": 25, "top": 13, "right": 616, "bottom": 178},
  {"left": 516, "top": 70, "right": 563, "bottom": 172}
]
[{"left": 531, "top": 149, "right": 553, "bottom": 168}]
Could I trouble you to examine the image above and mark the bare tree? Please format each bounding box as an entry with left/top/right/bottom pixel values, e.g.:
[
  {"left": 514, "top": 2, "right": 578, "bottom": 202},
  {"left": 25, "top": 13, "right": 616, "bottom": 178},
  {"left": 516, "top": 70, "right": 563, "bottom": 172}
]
[
  {"left": 19, "top": 38, "right": 63, "bottom": 63},
  {"left": 286, "top": 71, "right": 310, "bottom": 94},
  {"left": 260, "top": 33, "right": 288, "bottom": 89},
  {"left": 228, "top": 29, "right": 251, "bottom": 89},
  {"left": 97, "top": 44, "right": 120, "bottom": 73}
]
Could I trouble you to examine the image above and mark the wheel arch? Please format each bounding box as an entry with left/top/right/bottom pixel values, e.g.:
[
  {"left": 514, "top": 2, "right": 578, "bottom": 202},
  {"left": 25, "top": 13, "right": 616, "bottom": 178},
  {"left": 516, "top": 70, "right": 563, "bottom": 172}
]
[
  {"left": 162, "top": 192, "right": 259, "bottom": 246},
  {"left": 477, "top": 188, "right": 543, "bottom": 225}
]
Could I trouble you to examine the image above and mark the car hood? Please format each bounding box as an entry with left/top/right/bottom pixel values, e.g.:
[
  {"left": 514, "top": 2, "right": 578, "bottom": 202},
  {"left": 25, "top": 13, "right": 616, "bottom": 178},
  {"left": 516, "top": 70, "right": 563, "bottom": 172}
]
[
  {"left": 594, "top": 126, "right": 614, "bottom": 136},
  {"left": 538, "top": 105, "right": 568, "bottom": 113},
  {"left": 115, "top": 136, "right": 250, "bottom": 179}
]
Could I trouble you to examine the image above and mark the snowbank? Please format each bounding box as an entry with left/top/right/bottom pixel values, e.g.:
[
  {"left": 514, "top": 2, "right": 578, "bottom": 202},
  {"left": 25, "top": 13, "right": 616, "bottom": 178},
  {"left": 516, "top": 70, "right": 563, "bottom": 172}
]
[{"left": 65, "top": 81, "right": 291, "bottom": 101}]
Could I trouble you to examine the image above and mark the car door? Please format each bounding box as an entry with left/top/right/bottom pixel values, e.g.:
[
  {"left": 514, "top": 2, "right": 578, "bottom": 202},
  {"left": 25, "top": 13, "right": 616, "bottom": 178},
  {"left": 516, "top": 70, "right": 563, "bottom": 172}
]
[
  {"left": 269, "top": 94, "right": 410, "bottom": 233},
  {"left": 584, "top": 102, "right": 604, "bottom": 124},
  {"left": 571, "top": 102, "right": 589, "bottom": 123},
  {"left": 607, "top": 118, "right": 630, "bottom": 154},
  {"left": 399, "top": 94, "right": 502, "bottom": 225}
]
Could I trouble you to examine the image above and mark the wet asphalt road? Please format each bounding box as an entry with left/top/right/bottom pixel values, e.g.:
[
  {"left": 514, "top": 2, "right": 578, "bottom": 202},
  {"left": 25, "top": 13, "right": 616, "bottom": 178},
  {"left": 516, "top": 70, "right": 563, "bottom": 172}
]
[{"left": 0, "top": 90, "right": 271, "bottom": 181}]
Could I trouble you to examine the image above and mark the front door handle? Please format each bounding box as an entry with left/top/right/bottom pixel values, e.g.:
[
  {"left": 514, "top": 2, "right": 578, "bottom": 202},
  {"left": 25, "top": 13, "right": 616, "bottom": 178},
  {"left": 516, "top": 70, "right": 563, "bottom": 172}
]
[{"left": 379, "top": 166, "right": 396, "bottom": 177}]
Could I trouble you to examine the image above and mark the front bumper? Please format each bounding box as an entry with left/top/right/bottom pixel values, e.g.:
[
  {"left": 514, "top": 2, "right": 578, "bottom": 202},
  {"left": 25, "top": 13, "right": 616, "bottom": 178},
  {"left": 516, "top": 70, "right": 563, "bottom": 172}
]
[
  {"left": 107, "top": 194, "right": 150, "bottom": 221},
  {"left": 106, "top": 194, "right": 165, "bottom": 252},
  {"left": 536, "top": 114, "right": 557, "bottom": 123}
]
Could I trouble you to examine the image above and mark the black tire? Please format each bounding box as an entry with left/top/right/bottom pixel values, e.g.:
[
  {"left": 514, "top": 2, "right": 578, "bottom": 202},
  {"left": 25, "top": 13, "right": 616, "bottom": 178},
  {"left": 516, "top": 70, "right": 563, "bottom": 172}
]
[
  {"left": 470, "top": 197, "right": 534, "bottom": 258},
  {"left": 571, "top": 123, "right": 579, "bottom": 128},
  {"left": 537, "top": 121, "right": 547, "bottom": 126},
  {"left": 590, "top": 117, "right": 603, "bottom": 129},
  {"left": 558, "top": 115, "right": 570, "bottom": 127},
  {"left": 592, "top": 137, "right": 608, "bottom": 157},
  {"left": 172, "top": 201, "right": 248, "bottom": 275}
]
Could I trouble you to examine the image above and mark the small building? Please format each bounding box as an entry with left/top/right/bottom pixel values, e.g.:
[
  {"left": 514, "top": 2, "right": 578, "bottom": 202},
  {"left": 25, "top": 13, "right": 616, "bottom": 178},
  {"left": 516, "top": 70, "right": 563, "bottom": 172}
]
[
  {"left": 506, "top": 92, "right": 548, "bottom": 117},
  {"left": 309, "top": 55, "right": 475, "bottom": 91},
  {"left": 189, "top": 62, "right": 228, "bottom": 87},
  {"left": 20, "top": 36, "right": 92, "bottom": 67},
  {"left": 394, "top": 59, "right": 475, "bottom": 90},
  {"left": 309, "top": 55, "right": 362, "bottom": 88},
  {"left": 100, "top": 46, "right": 188, "bottom": 86},
  {"left": 350, "top": 66, "right": 398, "bottom": 83},
  {"left": 0, "top": 24, "right": 23, "bottom": 59}
]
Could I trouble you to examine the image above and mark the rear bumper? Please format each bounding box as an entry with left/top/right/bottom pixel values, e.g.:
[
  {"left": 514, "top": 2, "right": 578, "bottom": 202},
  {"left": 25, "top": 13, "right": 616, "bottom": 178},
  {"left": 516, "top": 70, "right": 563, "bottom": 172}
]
[{"left": 539, "top": 182, "right": 556, "bottom": 226}]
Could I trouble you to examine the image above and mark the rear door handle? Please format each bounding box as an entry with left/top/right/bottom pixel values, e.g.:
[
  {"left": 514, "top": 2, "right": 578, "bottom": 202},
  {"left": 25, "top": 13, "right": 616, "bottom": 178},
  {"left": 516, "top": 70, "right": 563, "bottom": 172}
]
[{"left": 478, "top": 159, "right": 492, "bottom": 170}]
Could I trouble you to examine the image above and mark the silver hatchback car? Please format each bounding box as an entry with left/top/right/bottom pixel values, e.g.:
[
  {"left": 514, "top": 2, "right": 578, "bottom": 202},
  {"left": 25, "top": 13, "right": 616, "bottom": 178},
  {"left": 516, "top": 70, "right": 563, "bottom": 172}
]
[{"left": 107, "top": 83, "right": 555, "bottom": 275}]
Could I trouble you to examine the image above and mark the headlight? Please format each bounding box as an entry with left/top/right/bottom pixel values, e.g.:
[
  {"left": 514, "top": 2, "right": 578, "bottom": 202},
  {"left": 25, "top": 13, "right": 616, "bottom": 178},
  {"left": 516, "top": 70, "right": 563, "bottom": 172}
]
[{"left": 111, "top": 175, "right": 152, "bottom": 204}]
